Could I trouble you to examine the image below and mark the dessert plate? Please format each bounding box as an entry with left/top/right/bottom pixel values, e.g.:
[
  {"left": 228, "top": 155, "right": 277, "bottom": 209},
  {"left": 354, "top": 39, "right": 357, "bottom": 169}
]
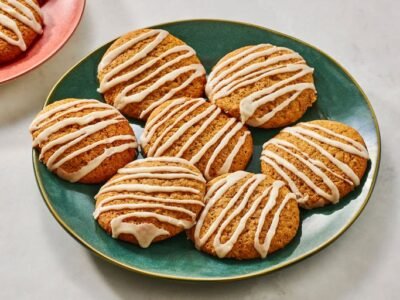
[
  {"left": 0, "top": 0, "right": 86, "bottom": 83},
  {"left": 33, "top": 19, "right": 380, "bottom": 281}
]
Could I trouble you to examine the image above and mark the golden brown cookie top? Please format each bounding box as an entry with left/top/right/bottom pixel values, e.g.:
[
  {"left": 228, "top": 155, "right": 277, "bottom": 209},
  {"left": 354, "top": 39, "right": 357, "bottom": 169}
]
[
  {"left": 30, "top": 98, "right": 138, "bottom": 183},
  {"left": 97, "top": 28, "right": 206, "bottom": 120},
  {"left": 261, "top": 120, "right": 369, "bottom": 209},
  {"left": 0, "top": 0, "right": 43, "bottom": 51},
  {"left": 190, "top": 171, "right": 299, "bottom": 260},
  {"left": 94, "top": 157, "right": 206, "bottom": 248},
  {"left": 141, "top": 97, "right": 253, "bottom": 180},
  {"left": 206, "top": 44, "right": 317, "bottom": 128}
]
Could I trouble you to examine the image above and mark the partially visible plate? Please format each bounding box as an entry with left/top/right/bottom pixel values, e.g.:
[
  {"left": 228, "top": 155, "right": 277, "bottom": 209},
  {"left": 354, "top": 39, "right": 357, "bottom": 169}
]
[
  {"left": 0, "top": 0, "right": 85, "bottom": 83},
  {"left": 33, "top": 19, "right": 381, "bottom": 281}
]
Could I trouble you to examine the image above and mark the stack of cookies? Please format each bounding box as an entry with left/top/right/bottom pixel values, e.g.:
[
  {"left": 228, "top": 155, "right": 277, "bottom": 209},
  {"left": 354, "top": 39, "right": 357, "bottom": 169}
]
[{"left": 30, "top": 28, "right": 369, "bottom": 260}]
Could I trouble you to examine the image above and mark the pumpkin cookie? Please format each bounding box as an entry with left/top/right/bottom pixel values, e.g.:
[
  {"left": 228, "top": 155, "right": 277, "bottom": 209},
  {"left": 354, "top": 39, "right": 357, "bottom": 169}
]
[
  {"left": 141, "top": 97, "right": 253, "bottom": 180},
  {"left": 97, "top": 28, "right": 206, "bottom": 120},
  {"left": 0, "top": 0, "right": 43, "bottom": 64},
  {"left": 94, "top": 157, "right": 206, "bottom": 248},
  {"left": 30, "top": 98, "right": 138, "bottom": 184},
  {"left": 206, "top": 44, "right": 317, "bottom": 128},
  {"left": 261, "top": 120, "right": 369, "bottom": 209},
  {"left": 188, "top": 171, "right": 299, "bottom": 260}
]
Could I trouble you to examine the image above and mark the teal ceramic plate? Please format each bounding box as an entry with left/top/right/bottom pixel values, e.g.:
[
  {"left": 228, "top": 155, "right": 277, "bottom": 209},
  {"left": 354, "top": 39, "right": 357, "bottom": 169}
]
[{"left": 33, "top": 19, "right": 381, "bottom": 281}]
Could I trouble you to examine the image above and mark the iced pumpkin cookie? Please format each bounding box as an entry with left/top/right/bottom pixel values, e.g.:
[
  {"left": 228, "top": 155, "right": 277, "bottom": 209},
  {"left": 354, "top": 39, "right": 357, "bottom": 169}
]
[
  {"left": 206, "top": 44, "right": 317, "bottom": 128},
  {"left": 94, "top": 157, "right": 206, "bottom": 248},
  {"left": 261, "top": 120, "right": 369, "bottom": 209},
  {"left": 30, "top": 98, "right": 138, "bottom": 184},
  {"left": 97, "top": 28, "right": 206, "bottom": 120},
  {"left": 141, "top": 97, "right": 253, "bottom": 180},
  {"left": 188, "top": 171, "right": 299, "bottom": 260},
  {"left": 0, "top": 0, "right": 43, "bottom": 63}
]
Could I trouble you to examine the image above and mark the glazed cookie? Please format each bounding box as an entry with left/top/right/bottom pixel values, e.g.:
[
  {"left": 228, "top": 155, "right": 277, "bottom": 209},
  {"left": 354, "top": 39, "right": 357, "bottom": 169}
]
[
  {"left": 97, "top": 28, "right": 206, "bottom": 120},
  {"left": 188, "top": 171, "right": 299, "bottom": 260},
  {"left": 206, "top": 44, "right": 317, "bottom": 128},
  {"left": 261, "top": 120, "right": 369, "bottom": 209},
  {"left": 30, "top": 98, "right": 138, "bottom": 184},
  {"left": 0, "top": 0, "right": 43, "bottom": 64},
  {"left": 141, "top": 97, "right": 253, "bottom": 180},
  {"left": 94, "top": 157, "right": 206, "bottom": 248}
]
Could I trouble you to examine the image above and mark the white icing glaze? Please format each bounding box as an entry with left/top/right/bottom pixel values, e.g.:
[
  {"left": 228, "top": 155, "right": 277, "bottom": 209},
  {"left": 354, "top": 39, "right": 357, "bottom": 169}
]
[
  {"left": 97, "top": 29, "right": 205, "bottom": 117},
  {"left": 140, "top": 97, "right": 189, "bottom": 147},
  {"left": 193, "top": 171, "right": 294, "bottom": 258},
  {"left": 94, "top": 194, "right": 204, "bottom": 213},
  {"left": 94, "top": 158, "right": 205, "bottom": 248},
  {"left": 147, "top": 99, "right": 204, "bottom": 156},
  {"left": 203, "top": 121, "right": 243, "bottom": 179},
  {"left": 127, "top": 156, "right": 199, "bottom": 167},
  {"left": 30, "top": 99, "right": 137, "bottom": 182},
  {"left": 0, "top": 0, "right": 43, "bottom": 51},
  {"left": 189, "top": 118, "right": 236, "bottom": 164},
  {"left": 206, "top": 44, "right": 315, "bottom": 126},
  {"left": 110, "top": 223, "right": 168, "bottom": 248},
  {"left": 118, "top": 166, "right": 199, "bottom": 176},
  {"left": 140, "top": 98, "right": 250, "bottom": 180},
  {"left": 296, "top": 123, "right": 369, "bottom": 159},
  {"left": 218, "top": 131, "right": 250, "bottom": 175},
  {"left": 254, "top": 191, "right": 294, "bottom": 258},
  {"left": 153, "top": 104, "right": 217, "bottom": 157},
  {"left": 261, "top": 122, "right": 369, "bottom": 206},
  {"left": 98, "top": 183, "right": 200, "bottom": 195}
]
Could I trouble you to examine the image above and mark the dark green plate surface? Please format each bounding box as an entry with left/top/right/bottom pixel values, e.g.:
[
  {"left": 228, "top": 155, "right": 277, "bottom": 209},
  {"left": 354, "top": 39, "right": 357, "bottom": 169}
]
[{"left": 33, "top": 19, "right": 380, "bottom": 281}]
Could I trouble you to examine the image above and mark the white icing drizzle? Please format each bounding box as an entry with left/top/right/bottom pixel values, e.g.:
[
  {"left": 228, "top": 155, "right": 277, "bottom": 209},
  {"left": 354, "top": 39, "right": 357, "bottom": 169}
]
[
  {"left": 147, "top": 99, "right": 204, "bottom": 157},
  {"left": 140, "top": 98, "right": 250, "bottom": 180},
  {"left": 206, "top": 44, "right": 316, "bottom": 126},
  {"left": 0, "top": 0, "right": 43, "bottom": 51},
  {"left": 97, "top": 29, "right": 205, "bottom": 118},
  {"left": 98, "top": 183, "right": 200, "bottom": 195},
  {"left": 193, "top": 171, "right": 295, "bottom": 258},
  {"left": 94, "top": 157, "right": 205, "bottom": 248},
  {"left": 101, "top": 161, "right": 206, "bottom": 187},
  {"left": 218, "top": 131, "right": 250, "bottom": 175},
  {"left": 110, "top": 223, "right": 168, "bottom": 248},
  {"left": 30, "top": 99, "right": 137, "bottom": 183},
  {"left": 203, "top": 121, "right": 243, "bottom": 179},
  {"left": 261, "top": 122, "right": 369, "bottom": 206}
]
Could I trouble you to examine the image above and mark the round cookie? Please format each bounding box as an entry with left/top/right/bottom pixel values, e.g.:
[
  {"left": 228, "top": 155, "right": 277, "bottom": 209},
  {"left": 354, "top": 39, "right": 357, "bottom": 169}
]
[
  {"left": 97, "top": 28, "right": 206, "bottom": 120},
  {"left": 0, "top": 0, "right": 43, "bottom": 64},
  {"left": 141, "top": 97, "right": 253, "bottom": 180},
  {"left": 188, "top": 171, "right": 299, "bottom": 260},
  {"left": 261, "top": 120, "right": 369, "bottom": 209},
  {"left": 30, "top": 98, "right": 138, "bottom": 184},
  {"left": 94, "top": 157, "right": 206, "bottom": 248},
  {"left": 206, "top": 44, "right": 317, "bottom": 128}
]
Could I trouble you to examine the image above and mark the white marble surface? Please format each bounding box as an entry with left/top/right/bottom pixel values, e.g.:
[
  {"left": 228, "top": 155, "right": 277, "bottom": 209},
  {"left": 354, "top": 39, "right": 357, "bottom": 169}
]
[{"left": 1, "top": 0, "right": 399, "bottom": 299}]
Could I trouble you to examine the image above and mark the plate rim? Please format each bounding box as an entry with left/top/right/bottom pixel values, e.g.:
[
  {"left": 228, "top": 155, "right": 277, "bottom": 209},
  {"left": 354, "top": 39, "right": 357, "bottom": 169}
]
[
  {"left": 32, "top": 18, "right": 382, "bottom": 282},
  {"left": 0, "top": 0, "right": 86, "bottom": 84}
]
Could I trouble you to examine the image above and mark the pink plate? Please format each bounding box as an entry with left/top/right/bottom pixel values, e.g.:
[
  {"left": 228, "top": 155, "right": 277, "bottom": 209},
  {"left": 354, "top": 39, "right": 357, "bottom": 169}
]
[{"left": 0, "top": 0, "right": 86, "bottom": 83}]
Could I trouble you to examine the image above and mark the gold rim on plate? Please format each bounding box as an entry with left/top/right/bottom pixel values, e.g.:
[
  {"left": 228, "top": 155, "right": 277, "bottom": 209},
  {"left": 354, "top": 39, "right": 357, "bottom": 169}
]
[{"left": 32, "top": 19, "right": 381, "bottom": 282}]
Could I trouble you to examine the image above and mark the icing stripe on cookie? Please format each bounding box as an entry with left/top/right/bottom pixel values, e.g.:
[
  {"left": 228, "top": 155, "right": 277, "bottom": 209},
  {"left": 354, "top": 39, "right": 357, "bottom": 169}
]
[
  {"left": 30, "top": 99, "right": 137, "bottom": 183},
  {"left": 97, "top": 29, "right": 206, "bottom": 118},
  {"left": 261, "top": 122, "right": 369, "bottom": 205},
  {"left": 0, "top": 0, "right": 43, "bottom": 51},
  {"left": 94, "top": 158, "right": 205, "bottom": 248},
  {"left": 141, "top": 98, "right": 250, "bottom": 180},
  {"left": 206, "top": 44, "right": 315, "bottom": 126},
  {"left": 194, "top": 171, "right": 295, "bottom": 258}
]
